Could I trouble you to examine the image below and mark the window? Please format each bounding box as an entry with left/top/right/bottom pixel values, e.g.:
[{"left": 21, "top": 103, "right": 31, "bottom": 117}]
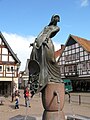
[
  {"left": 60, "top": 66, "right": 64, "bottom": 73},
  {"left": 2, "top": 55, "right": 8, "bottom": 61},
  {"left": 6, "top": 66, "right": 14, "bottom": 72},
  {"left": 65, "top": 56, "right": 68, "bottom": 61},
  {"left": 85, "top": 56, "right": 88, "bottom": 60},
  {"left": 84, "top": 51, "right": 88, "bottom": 55},
  {"left": 9, "top": 56, "right": 14, "bottom": 62},
  {"left": 65, "top": 51, "right": 68, "bottom": 55},
  {"left": 77, "top": 64, "right": 80, "bottom": 69},
  {"left": 80, "top": 52, "right": 83, "bottom": 56},
  {"left": 65, "top": 66, "right": 68, "bottom": 72},
  {"left": 68, "top": 55, "right": 72, "bottom": 61},
  {"left": 0, "top": 66, "right": 2, "bottom": 72},
  {"left": 2, "top": 48, "right": 8, "bottom": 54},
  {"left": 68, "top": 66, "right": 72, "bottom": 72},
  {"left": 62, "top": 61, "right": 65, "bottom": 64},
  {"left": 72, "top": 44, "right": 75, "bottom": 49},
  {"left": 76, "top": 48, "right": 79, "bottom": 53},
  {"left": 87, "top": 62, "right": 90, "bottom": 70},
  {"left": 7, "top": 66, "right": 10, "bottom": 72},
  {"left": 80, "top": 47, "right": 83, "bottom": 51},
  {"left": 73, "top": 65, "right": 76, "bottom": 72},
  {"left": 72, "top": 49, "right": 75, "bottom": 54},
  {"left": 89, "top": 54, "right": 90, "bottom": 59},
  {"left": 72, "top": 54, "right": 75, "bottom": 60},
  {"left": 76, "top": 53, "right": 79, "bottom": 59},
  {"left": 80, "top": 57, "right": 84, "bottom": 61},
  {"left": 11, "top": 67, "right": 14, "bottom": 71},
  {"left": 68, "top": 46, "right": 71, "bottom": 50},
  {"left": 69, "top": 50, "right": 71, "bottom": 54},
  {"left": 61, "top": 56, "right": 64, "bottom": 60},
  {"left": 82, "top": 62, "right": 87, "bottom": 70},
  {"left": 75, "top": 43, "right": 79, "bottom": 47}
]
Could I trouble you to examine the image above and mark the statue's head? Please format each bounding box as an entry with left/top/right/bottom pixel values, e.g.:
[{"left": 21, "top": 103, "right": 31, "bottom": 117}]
[
  {"left": 49, "top": 14, "right": 60, "bottom": 26},
  {"left": 51, "top": 14, "right": 60, "bottom": 22}
]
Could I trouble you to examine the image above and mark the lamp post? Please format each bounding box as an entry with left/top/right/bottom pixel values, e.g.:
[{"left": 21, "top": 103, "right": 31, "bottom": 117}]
[
  {"left": 11, "top": 67, "right": 14, "bottom": 102},
  {"left": 11, "top": 64, "right": 19, "bottom": 102}
]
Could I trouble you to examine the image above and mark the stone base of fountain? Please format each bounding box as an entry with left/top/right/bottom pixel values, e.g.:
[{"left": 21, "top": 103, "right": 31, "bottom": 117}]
[
  {"left": 42, "top": 110, "right": 65, "bottom": 120},
  {"left": 66, "top": 114, "right": 90, "bottom": 120},
  {"left": 42, "top": 82, "right": 65, "bottom": 111}
]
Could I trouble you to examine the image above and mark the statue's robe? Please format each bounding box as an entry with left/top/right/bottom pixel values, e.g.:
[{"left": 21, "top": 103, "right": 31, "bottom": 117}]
[{"left": 29, "top": 25, "right": 63, "bottom": 93}]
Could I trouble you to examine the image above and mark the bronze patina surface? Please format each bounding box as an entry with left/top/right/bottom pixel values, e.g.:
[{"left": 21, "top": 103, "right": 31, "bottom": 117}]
[{"left": 28, "top": 14, "right": 63, "bottom": 95}]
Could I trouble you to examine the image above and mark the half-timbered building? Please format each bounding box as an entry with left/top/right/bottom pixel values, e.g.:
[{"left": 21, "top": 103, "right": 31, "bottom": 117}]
[
  {"left": 0, "top": 32, "right": 21, "bottom": 96},
  {"left": 58, "top": 34, "right": 90, "bottom": 91}
]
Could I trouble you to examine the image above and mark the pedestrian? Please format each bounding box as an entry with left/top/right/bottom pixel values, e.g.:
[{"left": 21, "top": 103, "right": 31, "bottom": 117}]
[
  {"left": 14, "top": 90, "right": 20, "bottom": 109},
  {"left": 24, "top": 87, "right": 31, "bottom": 107}
]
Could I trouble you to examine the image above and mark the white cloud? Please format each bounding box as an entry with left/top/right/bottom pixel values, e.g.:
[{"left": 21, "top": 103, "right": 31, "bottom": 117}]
[
  {"left": 3, "top": 32, "right": 35, "bottom": 71},
  {"left": 3, "top": 32, "right": 61, "bottom": 71},
  {"left": 80, "top": 0, "right": 89, "bottom": 7},
  {"left": 53, "top": 41, "right": 61, "bottom": 51}
]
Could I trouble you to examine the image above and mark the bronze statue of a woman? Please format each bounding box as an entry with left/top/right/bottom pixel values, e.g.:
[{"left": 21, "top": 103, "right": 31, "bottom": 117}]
[{"left": 28, "top": 14, "right": 63, "bottom": 95}]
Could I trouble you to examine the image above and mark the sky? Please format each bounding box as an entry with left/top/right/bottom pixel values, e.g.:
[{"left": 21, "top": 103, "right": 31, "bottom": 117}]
[{"left": 0, "top": 0, "right": 90, "bottom": 71}]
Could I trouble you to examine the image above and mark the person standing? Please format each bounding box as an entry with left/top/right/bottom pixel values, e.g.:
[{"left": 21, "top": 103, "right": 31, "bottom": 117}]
[
  {"left": 24, "top": 87, "right": 31, "bottom": 107},
  {"left": 14, "top": 90, "right": 20, "bottom": 109}
]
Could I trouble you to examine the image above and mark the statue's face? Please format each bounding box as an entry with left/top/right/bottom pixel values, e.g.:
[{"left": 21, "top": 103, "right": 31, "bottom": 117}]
[{"left": 54, "top": 16, "right": 60, "bottom": 22}]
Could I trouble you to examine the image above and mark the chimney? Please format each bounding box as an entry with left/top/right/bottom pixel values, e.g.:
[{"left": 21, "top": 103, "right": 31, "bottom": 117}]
[{"left": 61, "top": 44, "right": 64, "bottom": 49}]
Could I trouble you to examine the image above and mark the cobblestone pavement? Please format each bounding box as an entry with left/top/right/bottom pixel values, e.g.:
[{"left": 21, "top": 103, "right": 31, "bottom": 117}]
[
  {"left": 0, "top": 90, "right": 43, "bottom": 120},
  {"left": 0, "top": 90, "right": 90, "bottom": 120},
  {"left": 64, "top": 92, "right": 90, "bottom": 119}
]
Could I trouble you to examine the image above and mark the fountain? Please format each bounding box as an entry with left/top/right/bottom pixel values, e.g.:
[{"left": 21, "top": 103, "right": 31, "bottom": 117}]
[
  {"left": 28, "top": 14, "right": 66, "bottom": 120},
  {"left": 9, "top": 15, "right": 90, "bottom": 120},
  {"left": 27, "top": 15, "right": 89, "bottom": 120}
]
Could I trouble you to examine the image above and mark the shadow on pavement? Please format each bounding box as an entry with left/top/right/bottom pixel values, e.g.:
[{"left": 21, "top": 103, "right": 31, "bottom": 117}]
[
  {"left": 9, "top": 104, "right": 26, "bottom": 109},
  {"left": 19, "top": 103, "right": 26, "bottom": 107},
  {"left": 9, "top": 105, "right": 15, "bottom": 109},
  {"left": 9, "top": 115, "right": 36, "bottom": 120}
]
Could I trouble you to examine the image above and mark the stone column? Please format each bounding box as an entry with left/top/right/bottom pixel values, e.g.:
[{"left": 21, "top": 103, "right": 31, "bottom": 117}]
[{"left": 42, "top": 82, "right": 65, "bottom": 111}]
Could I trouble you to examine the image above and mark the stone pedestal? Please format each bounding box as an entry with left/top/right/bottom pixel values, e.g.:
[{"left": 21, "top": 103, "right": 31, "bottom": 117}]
[
  {"left": 42, "top": 110, "right": 65, "bottom": 120},
  {"left": 42, "top": 82, "right": 65, "bottom": 111}
]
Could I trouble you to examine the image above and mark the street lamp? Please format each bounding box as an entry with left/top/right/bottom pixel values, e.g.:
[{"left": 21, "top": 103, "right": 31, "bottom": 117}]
[
  {"left": 11, "top": 67, "right": 14, "bottom": 102},
  {"left": 11, "top": 64, "right": 20, "bottom": 102}
]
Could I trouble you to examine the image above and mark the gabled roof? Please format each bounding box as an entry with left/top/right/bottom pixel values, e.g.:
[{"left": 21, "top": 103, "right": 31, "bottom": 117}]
[
  {"left": 68, "top": 34, "right": 90, "bottom": 52},
  {"left": 58, "top": 34, "right": 90, "bottom": 61},
  {"left": 55, "top": 49, "right": 61, "bottom": 58},
  {"left": 0, "top": 32, "right": 21, "bottom": 64},
  {"left": 55, "top": 45, "right": 65, "bottom": 63}
]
